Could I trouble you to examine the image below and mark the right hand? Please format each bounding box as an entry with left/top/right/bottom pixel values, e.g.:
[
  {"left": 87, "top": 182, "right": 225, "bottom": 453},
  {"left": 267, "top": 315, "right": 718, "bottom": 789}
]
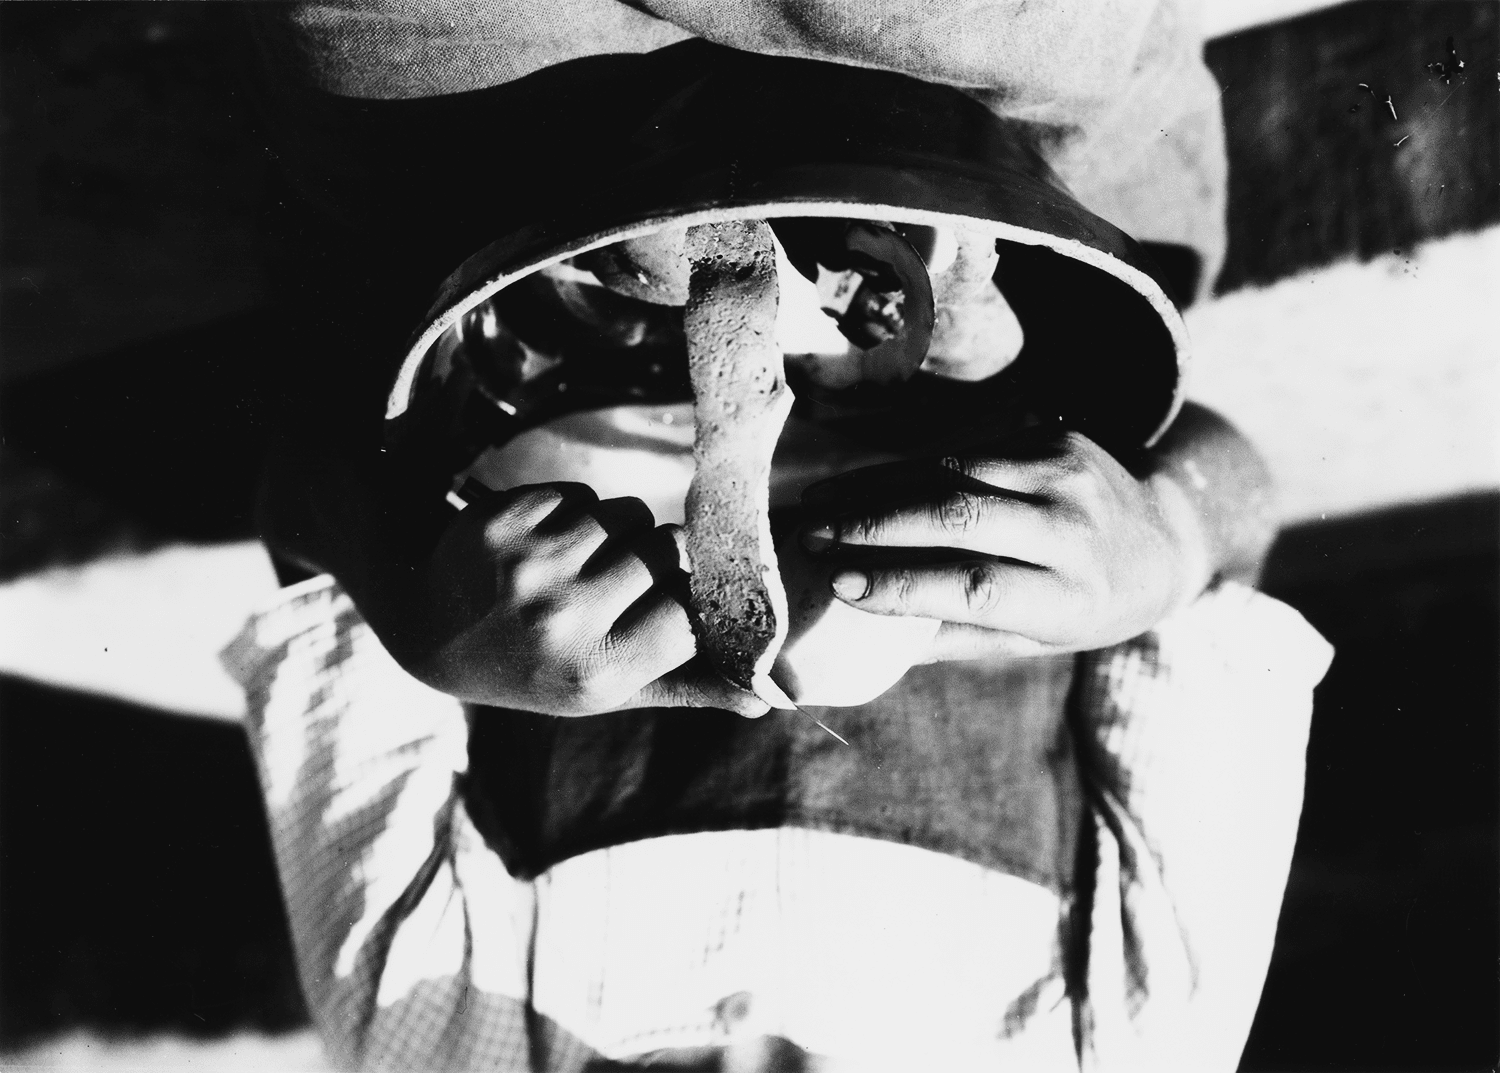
[{"left": 394, "top": 482, "right": 768, "bottom": 717}]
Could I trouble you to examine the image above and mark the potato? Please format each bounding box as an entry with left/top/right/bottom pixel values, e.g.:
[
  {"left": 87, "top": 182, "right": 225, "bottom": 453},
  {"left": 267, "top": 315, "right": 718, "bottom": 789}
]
[
  {"left": 770, "top": 532, "right": 940, "bottom": 707},
  {"left": 683, "top": 220, "right": 795, "bottom": 702}
]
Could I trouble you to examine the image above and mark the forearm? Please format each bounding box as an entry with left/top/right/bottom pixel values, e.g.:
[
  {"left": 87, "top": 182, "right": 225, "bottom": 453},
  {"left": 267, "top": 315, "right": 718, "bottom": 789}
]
[{"left": 1142, "top": 401, "right": 1277, "bottom": 593}]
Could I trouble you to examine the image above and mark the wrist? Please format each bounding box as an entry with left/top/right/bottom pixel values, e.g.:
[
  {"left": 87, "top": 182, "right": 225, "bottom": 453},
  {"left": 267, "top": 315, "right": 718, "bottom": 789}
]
[
  {"left": 1149, "top": 469, "right": 1215, "bottom": 610},
  {"left": 1142, "top": 402, "right": 1278, "bottom": 589}
]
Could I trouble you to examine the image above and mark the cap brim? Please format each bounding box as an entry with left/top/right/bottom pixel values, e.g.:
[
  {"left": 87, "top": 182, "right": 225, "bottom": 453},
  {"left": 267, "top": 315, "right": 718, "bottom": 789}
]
[{"left": 383, "top": 42, "right": 1190, "bottom": 450}]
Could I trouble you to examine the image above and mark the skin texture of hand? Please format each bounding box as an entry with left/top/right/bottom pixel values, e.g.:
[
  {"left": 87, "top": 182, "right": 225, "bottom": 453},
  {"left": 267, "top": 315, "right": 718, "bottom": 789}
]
[
  {"left": 799, "top": 406, "right": 1273, "bottom": 661},
  {"left": 400, "top": 482, "right": 770, "bottom": 716},
  {"left": 261, "top": 410, "right": 766, "bottom": 717}
]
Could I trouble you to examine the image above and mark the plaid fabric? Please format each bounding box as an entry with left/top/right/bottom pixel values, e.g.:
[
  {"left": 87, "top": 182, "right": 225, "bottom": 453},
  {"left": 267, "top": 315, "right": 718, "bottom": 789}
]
[
  {"left": 225, "top": 578, "right": 1330, "bottom": 1071},
  {"left": 222, "top": 578, "right": 528, "bottom": 1069},
  {"left": 1068, "top": 584, "right": 1335, "bottom": 1070}
]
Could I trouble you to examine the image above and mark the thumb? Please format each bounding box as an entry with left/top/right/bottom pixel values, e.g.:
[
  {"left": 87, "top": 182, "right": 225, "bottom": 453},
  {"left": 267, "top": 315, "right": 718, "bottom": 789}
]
[{"left": 616, "top": 658, "right": 772, "bottom": 718}]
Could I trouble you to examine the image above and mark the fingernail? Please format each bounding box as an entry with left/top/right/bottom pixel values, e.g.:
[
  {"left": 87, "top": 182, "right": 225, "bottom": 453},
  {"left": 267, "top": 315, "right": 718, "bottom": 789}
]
[
  {"left": 831, "top": 569, "right": 870, "bottom": 600},
  {"left": 801, "top": 523, "right": 835, "bottom": 552}
]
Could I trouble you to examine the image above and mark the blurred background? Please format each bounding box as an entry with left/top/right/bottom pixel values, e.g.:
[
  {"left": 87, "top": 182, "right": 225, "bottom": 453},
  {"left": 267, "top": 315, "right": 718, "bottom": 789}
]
[{"left": 0, "top": 1, "right": 1495, "bottom": 1069}]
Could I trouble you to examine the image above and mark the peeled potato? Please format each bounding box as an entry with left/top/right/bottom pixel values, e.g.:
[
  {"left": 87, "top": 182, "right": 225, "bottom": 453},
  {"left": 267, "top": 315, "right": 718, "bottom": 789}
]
[{"left": 770, "top": 532, "right": 940, "bottom": 707}]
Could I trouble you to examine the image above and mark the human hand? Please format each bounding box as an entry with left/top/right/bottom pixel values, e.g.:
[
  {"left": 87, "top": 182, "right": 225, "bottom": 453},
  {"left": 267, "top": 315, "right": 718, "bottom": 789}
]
[
  {"left": 394, "top": 482, "right": 768, "bottom": 717},
  {"left": 798, "top": 428, "right": 1213, "bottom": 661}
]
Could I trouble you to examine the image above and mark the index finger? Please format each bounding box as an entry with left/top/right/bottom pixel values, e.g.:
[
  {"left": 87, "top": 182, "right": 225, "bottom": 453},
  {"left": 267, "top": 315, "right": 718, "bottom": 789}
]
[
  {"left": 805, "top": 493, "right": 1051, "bottom": 561},
  {"left": 799, "top": 457, "right": 976, "bottom": 517},
  {"left": 799, "top": 430, "right": 1068, "bottom": 513},
  {"left": 831, "top": 557, "right": 1074, "bottom": 638}
]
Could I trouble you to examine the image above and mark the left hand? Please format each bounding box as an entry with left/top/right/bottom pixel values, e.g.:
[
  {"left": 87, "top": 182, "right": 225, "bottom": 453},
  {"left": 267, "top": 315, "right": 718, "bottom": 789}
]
[{"left": 798, "top": 427, "right": 1213, "bottom": 661}]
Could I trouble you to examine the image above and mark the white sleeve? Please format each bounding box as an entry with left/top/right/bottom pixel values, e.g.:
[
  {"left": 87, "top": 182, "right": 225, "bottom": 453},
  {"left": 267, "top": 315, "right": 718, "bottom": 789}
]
[
  {"left": 1070, "top": 581, "right": 1334, "bottom": 1072},
  {"left": 222, "top": 576, "right": 538, "bottom": 1071}
]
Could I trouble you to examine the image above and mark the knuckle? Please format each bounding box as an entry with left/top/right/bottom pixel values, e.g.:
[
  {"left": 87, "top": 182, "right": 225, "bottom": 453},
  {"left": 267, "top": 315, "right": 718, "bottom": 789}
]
[
  {"left": 963, "top": 562, "right": 1004, "bottom": 617},
  {"left": 546, "top": 600, "right": 586, "bottom": 639},
  {"left": 1050, "top": 467, "right": 1104, "bottom": 517},
  {"left": 522, "top": 482, "right": 596, "bottom": 528},
  {"left": 1047, "top": 432, "right": 1094, "bottom": 471},
  {"left": 1059, "top": 429, "right": 1094, "bottom": 455},
  {"left": 480, "top": 511, "right": 521, "bottom": 550},
  {"left": 1057, "top": 431, "right": 1108, "bottom": 472},
  {"left": 871, "top": 566, "right": 917, "bottom": 609},
  {"left": 514, "top": 484, "right": 569, "bottom": 517},
  {"left": 1051, "top": 453, "right": 1094, "bottom": 491},
  {"left": 527, "top": 606, "right": 574, "bottom": 655},
  {"left": 838, "top": 514, "right": 878, "bottom": 544},
  {"left": 510, "top": 555, "right": 562, "bottom": 597},
  {"left": 939, "top": 455, "right": 978, "bottom": 479},
  {"left": 935, "top": 493, "right": 984, "bottom": 536},
  {"left": 890, "top": 568, "right": 920, "bottom": 606}
]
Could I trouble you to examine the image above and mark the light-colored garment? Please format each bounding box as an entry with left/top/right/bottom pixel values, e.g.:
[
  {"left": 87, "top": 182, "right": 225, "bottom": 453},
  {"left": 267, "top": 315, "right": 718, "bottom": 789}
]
[
  {"left": 225, "top": 577, "right": 1330, "bottom": 1071},
  {"left": 253, "top": 0, "right": 1226, "bottom": 300}
]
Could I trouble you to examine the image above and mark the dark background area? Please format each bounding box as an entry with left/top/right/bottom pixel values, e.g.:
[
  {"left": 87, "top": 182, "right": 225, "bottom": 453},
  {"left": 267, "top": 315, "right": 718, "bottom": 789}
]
[{"left": 1, "top": 2, "right": 1496, "bottom": 1068}]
